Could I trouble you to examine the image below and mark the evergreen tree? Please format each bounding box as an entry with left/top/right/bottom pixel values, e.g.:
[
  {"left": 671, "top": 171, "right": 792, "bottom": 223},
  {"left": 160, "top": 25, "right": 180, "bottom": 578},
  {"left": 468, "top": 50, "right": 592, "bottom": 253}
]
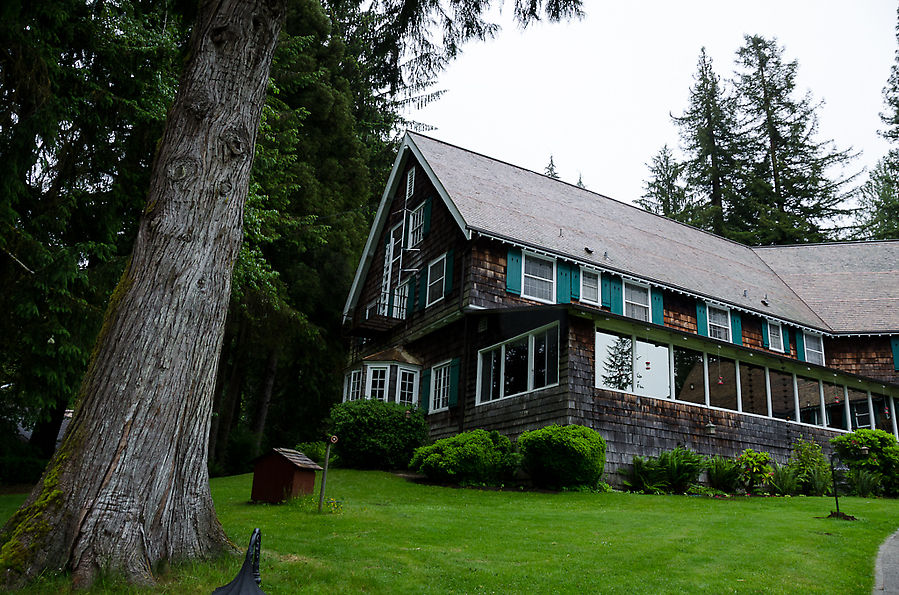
[
  {"left": 882, "top": 5, "right": 899, "bottom": 144},
  {"left": 545, "top": 155, "right": 560, "bottom": 179},
  {"left": 733, "top": 35, "right": 855, "bottom": 244},
  {"left": 576, "top": 173, "right": 586, "bottom": 188},
  {"left": 855, "top": 153, "right": 899, "bottom": 240},
  {"left": 637, "top": 145, "right": 693, "bottom": 224},
  {"left": 671, "top": 48, "right": 741, "bottom": 236}
]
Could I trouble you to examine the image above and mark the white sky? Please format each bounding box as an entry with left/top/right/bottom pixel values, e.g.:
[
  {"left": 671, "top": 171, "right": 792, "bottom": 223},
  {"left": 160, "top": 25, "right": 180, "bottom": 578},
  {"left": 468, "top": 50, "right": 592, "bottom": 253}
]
[{"left": 406, "top": 0, "right": 897, "bottom": 205}]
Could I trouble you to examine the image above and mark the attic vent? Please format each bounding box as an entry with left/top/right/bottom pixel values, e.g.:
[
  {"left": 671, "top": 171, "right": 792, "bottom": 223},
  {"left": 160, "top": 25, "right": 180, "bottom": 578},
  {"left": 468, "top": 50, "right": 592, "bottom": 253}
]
[{"left": 405, "top": 168, "right": 415, "bottom": 201}]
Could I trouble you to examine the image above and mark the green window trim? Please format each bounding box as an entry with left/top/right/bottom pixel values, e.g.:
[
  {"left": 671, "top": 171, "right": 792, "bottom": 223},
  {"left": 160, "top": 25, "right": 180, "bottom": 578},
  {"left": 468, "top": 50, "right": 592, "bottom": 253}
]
[
  {"left": 444, "top": 249, "right": 454, "bottom": 294},
  {"left": 696, "top": 302, "right": 708, "bottom": 337},
  {"left": 506, "top": 248, "right": 522, "bottom": 295},
  {"left": 448, "top": 358, "right": 461, "bottom": 408},
  {"left": 420, "top": 369, "right": 430, "bottom": 413},
  {"left": 730, "top": 311, "right": 743, "bottom": 346},
  {"left": 556, "top": 262, "right": 571, "bottom": 304},
  {"left": 609, "top": 276, "right": 623, "bottom": 315},
  {"left": 422, "top": 197, "right": 432, "bottom": 237},
  {"left": 795, "top": 329, "right": 806, "bottom": 362},
  {"left": 570, "top": 266, "right": 580, "bottom": 301},
  {"left": 650, "top": 289, "right": 664, "bottom": 325},
  {"left": 600, "top": 274, "right": 612, "bottom": 308}
]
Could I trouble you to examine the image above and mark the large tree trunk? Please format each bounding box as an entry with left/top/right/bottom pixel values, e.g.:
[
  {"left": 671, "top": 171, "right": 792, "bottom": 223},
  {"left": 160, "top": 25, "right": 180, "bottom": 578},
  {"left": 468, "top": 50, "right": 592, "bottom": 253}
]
[{"left": 0, "top": 0, "right": 285, "bottom": 588}]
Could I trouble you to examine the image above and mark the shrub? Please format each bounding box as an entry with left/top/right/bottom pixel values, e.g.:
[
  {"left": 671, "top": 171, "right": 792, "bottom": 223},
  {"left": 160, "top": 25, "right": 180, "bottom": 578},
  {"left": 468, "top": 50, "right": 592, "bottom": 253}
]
[
  {"left": 623, "top": 456, "right": 666, "bottom": 494},
  {"left": 786, "top": 437, "right": 831, "bottom": 496},
  {"left": 295, "top": 441, "right": 329, "bottom": 465},
  {"left": 655, "top": 447, "right": 706, "bottom": 494},
  {"left": 831, "top": 429, "right": 899, "bottom": 496},
  {"left": 329, "top": 400, "right": 429, "bottom": 470},
  {"left": 706, "top": 456, "right": 741, "bottom": 493},
  {"left": 849, "top": 468, "right": 883, "bottom": 498},
  {"left": 736, "top": 449, "right": 773, "bottom": 494},
  {"left": 518, "top": 425, "right": 606, "bottom": 489},
  {"left": 410, "top": 430, "right": 519, "bottom": 485},
  {"left": 769, "top": 464, "right": 799, "bottom": 496}
]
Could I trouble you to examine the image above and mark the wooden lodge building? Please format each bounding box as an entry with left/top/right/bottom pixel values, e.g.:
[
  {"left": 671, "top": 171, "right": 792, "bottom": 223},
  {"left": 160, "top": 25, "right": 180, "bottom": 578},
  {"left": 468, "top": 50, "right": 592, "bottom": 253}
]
[{"left": 342, "top": 132, "right": 899, "bottom": 482}]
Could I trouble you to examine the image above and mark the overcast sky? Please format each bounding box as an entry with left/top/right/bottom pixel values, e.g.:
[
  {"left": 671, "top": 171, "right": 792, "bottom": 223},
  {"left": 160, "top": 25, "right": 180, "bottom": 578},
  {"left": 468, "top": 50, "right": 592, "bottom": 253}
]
[{"left": 406, "top": 0, "right": 896, "bottom": 205}]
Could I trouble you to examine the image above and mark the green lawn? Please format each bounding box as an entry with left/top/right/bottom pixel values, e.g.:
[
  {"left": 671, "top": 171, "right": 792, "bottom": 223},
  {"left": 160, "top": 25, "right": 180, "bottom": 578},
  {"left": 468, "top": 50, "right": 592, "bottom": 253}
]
[{"left": 3, "top": 470, "right": 899, "bottom": 593}]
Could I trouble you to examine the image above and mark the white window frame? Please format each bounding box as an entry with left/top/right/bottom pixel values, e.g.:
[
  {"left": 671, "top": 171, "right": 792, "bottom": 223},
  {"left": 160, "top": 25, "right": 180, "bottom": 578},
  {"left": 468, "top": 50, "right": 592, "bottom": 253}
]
[
  {"left": 365, "top": 301, "right": 378, "bottom": 320},
  {"left": 365, "top": 365, "right": 389, "bottom": 401},
  {"left": 395, "top": 366, "right": 420, "bottom": 406},
  {"left": 767, "top": 321, "right": 784, "bottom": 353},
  {"left": 804, "top": 332, "right": 825, "bottom": 366},
  {"left": 580, "top": 268, "right": 600, "bottom": 305},
  {"left": 393, "top": 280, "right": 409, "bottom": 319},
  {"left": 426, "top": 254, "right": 446, "bottom": 307},
  {"left": 476, "top": 323, "right": 560, "bottom": 405},
  {"left": 521, "top": 252, "right": 555, "bottom": 304},
  {"left": 343, "top": 369, "right": 362, "bottom": 402},
  {"left": 408, "top": 202, "right": 425, "bottom": 247},
  {"left": 707, "top": 304, "right": 731, "bottom": 342},
  {"left": 430, "top": 360, "right": 452, "bottom": 413},
  {"left": 623, "top": 281, "right": 650, "bottom": 322}
]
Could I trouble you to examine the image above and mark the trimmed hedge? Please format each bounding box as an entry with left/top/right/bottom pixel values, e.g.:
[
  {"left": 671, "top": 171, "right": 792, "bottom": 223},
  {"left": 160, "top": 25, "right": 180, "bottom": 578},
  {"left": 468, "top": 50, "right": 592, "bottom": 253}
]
[
  {"left": 329, "top": 400, "right": 428, "bottom": 470},
  {"left": 518, "top": 424, "right": 606, "bottom": 489},
  {"left": 410, "top": 430, "right": 519, "bottom": 485}
]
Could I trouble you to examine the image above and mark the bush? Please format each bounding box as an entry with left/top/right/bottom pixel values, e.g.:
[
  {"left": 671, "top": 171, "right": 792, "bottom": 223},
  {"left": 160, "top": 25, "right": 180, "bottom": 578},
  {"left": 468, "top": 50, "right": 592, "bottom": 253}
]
[
  {"left": 849, "top": 468, "right": 883, "bottom": 497},
  {"left": 831, "top": 429, "right": 899, "bottom": 496},
  {"left": 329, "top": 400, "right": 429, "bottom": 470},
  {"left": 736, "top": 449, "right": 773, "bottom": 494},
  {"left": 655, "top": 447, "right": 706, "bottom": 494},
  {"left": 518, "top": 425, "right": 606, "bottom": 489},
  {"left": 706, "top": 456, "right": 741, "bottom": 493},
  {"left": 409, "top": 430, "right": 519, "bottom": 485},
  {"left": 786, "top": 437, "right": 831, "bottom": 496},
  {"left": 623, "top": 456, "right": 666, "bottom": 494},
  {"left": 769, "top": 464, "right": 799, "bottom": 496},
  {"left": 295, "top": 441, "right": 329, "bottom": 465}
]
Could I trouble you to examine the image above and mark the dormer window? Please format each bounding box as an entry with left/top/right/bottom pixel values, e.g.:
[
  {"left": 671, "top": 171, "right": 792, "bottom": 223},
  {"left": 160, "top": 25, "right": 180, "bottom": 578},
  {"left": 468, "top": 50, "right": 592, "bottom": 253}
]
[
  {"left": 707, "top": 305, "right": 731, "bottom": 342},
  {"left": 581, "top": 269, "right": 600, "bottom": 305},
  {"left": 767, "top": 321, "right": 784, "bottom": 353}
]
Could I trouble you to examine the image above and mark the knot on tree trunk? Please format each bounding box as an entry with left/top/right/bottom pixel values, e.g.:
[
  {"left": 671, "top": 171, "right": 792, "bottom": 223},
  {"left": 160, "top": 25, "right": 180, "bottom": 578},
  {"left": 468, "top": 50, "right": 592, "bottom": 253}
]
[{"left": 221, "top": 127, "right": 249, "bottom": 160}]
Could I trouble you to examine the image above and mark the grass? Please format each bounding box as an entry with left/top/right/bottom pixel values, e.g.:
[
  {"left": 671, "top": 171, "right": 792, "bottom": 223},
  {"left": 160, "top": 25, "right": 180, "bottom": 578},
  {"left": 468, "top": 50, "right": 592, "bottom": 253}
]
[{"left": 2, "top": 470, "right": 899, "bottom": 593}]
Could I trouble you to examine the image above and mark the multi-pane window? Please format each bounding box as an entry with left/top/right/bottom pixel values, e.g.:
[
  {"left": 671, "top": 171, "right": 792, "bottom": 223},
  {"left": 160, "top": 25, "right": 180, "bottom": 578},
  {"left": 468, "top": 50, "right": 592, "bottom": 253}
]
[
  {"left": 393, "top": 282, "right": 409, "bottom": 319},
  {"left": 708, "top": 305, "right": 731, "bottom": 342},
  {"left": 408, "top": 203, "right": 425, "bottom": 246},
  {"left": 396, "top": 368, "right": 419, "bottom": 406},
  {"left": 366, "top": 366, "right": 388, "bottom": 400},
  {"left": 478, "top": 325, "right": 559, "bottom": 403},
  {"left": 431, "top": 362, "right": 452, "bottom": 411},
  {"left": 804, "top": 333, "right": 825, "bottom": 365},
  {"left": 344, "top": 370, "right": 362, "bottom": 401},
  {"left": 768, "top": 321, "right": 783, "bottom": 352},
  {"left": 391, "top": 223, "right": 403, "bottom": 269},
  {"left": 522, "top": 253, "right": 554, "bottom": 302},
  {"left": 624, "top": 282, "right": 650, "bottom": 322},
  {"left": 426, "top": 255, "right": 446, "bottom": 306},
  {"left": 581, "top": 269, "right": 600, "bottom": 304}
]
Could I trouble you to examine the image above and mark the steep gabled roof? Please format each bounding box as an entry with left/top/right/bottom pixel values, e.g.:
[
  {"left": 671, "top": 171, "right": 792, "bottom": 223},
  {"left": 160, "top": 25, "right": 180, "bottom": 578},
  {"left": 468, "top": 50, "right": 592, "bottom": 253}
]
[
  {"left": 345, "top": 131, "right": 899, "bottom": 335},
  {"left": 754, "top": 242, "right": 899, "bottom": 333}
]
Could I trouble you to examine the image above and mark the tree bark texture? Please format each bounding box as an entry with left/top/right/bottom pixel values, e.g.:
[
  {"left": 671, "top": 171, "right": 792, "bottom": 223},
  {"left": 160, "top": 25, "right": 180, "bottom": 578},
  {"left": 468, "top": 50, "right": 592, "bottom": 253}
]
[{"left": 0, "top": 0, "right": 285, "bottom": 587}]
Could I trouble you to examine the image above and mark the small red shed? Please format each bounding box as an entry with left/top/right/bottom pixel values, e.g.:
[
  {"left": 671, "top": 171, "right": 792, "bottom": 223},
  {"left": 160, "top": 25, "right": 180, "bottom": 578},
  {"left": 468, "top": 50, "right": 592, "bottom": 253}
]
[{"left": 251, "top": 448, "right": 323, "bottom": 504}]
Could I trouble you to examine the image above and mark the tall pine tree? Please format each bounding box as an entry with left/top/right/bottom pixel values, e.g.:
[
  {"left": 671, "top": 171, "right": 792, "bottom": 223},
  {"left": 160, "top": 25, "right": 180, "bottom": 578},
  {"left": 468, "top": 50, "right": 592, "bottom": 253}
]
[
  {"left": 671, "top": 48, "right": 741, "bottom": 236},
  {"left": 636, "top": 145, "right": 693, "bottom": 224},
  {"left": 734, "top": 35, "right": 855, "bottom": 244}
]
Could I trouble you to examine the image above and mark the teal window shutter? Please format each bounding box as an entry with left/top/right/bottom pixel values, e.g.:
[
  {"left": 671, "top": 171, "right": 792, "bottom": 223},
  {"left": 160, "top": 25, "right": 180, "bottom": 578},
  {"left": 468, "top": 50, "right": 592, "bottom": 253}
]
[
  {"left": 730, "top": 311, "right": 742, "bottom": 346},
  {"left": 422, "top": 197, "right": 432, "bottom": 237},
  {"left": 600, "top": 274, "right": 611, "bottom": 308},
  {"left": 609, "top": 276, "right": 623, "bottom": 315},
  {"left": 795, "top": 329, "right": 806, "bottom": 362},
  {"left": 420, "top": 369, "right": 431, "bottom": 413},
  {"left": 417, "top": 270, "right": 427, "bottom": 311},
  {"left": 556, "top": 262, "right": 571, "bottom": 304},
  {"left": 448, "top": 358, "right": 461, "bottom": 408},
  {"left": 650, "top": 289, "right": 664, "bottom": 325},
  {"left": 406, "top": 279, "right": 415, "bottom": 319},
  {"left": 387, "top": 290, "right": 394, "bottom": 318},
  {"left": 890, "top": 337, "right": 899, "bottom": 371},
  {"left": 506, "top": 248, "right": 522, "bottom": 295},
  {"left": 444, "top": 250, "right": 454, "bottom": 295},
  {"left": 761, "top": 321, "right": 770, "bottom": 348},
  {"left": 782, "top": 327, "right": 790, "bottom": 353},
  {"left": 570, "top": 267, "right": 580, "bottom": 301},
  {"left": 696, "top": 302, "right": 708, "bottom": 336}
]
